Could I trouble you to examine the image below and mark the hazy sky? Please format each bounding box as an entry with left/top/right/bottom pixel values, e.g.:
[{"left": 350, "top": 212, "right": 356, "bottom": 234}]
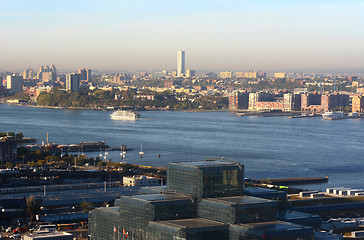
[{"left": 1, "top": 0, "right": 364, "bottom": 72}]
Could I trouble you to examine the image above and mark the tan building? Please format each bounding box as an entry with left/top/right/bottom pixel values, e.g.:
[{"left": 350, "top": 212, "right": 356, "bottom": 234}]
[
  {"left": 275, "top": 72, "right": 286, "bottom": 79},
  {"left": 352, "top": 94, "right": 364, "bottom": 113},
  {"left": 123, "top": 175, "right": 159, "bottom": 187},
  {"left": 244, "top": 71, "right": 258, "bottom": 78},
  {"left": 220, "top": 71, "right": 232, "bottom": 79}
]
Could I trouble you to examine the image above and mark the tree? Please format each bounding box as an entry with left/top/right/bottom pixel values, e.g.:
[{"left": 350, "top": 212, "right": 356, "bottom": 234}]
[
  {"left": 26, "top": 196, "right": 43, "bottom": 223},
  {"left": 80, "top": 201, "right": 93, "bottom": 212}
]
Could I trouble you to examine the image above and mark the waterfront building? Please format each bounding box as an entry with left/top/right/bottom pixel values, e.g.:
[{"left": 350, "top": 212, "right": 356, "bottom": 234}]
[
  {"left": 321, "top": 92, "right": 349, "bottom": 112},
  {"left": 229, "top": 92, "right": 249, "bottom": 110},
  {"left": 352, "top": 94, "right": 364, "bottom": 113},
  {"left": 177, "top": 50, "right": 186, "bottom": 77},
  {"left": 123, "top": 175, "right": 159, "bottom": 187},
  {"left": 66, "top": 73, "right": 80, "bottom": 92},
  {"left": 89, "top": 159, "right": 314, "bottom": 239},
  {"left": 274, "top": 72, "right": 286, "bottom": 79},
  {"left": 6, "top": 74, "right": 23, "bottom": 93},
  {"left": 301, "top": 92, "right": 322, "bottom": 112}
]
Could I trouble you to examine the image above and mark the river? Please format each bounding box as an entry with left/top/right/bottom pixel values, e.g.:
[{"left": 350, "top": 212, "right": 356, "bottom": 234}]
[{"left": 1, "top": 103, "right": 363, "bottom": 191}]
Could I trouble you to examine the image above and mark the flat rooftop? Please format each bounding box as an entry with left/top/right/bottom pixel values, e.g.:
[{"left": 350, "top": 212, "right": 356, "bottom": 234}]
[
  {"left": 171, "top": 160, "right": 238, "bottom": 168},
  {"left": 153, "top": 218, "right": 228, "bottom": 229},
  {"left": 212, "top": 196, "right": 275, "bottom": 205},
  {"left": 238, "top": 221, "right": 312, "bottom": 231},
  {"left": 131, "top": 193, "right": 189, "bottom": 202}
]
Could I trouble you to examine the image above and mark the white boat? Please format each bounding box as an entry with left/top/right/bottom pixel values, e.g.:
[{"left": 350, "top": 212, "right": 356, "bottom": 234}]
[
  {"left": 110, "top": 110, "right": 140, "bottom": 120},
  {"left": 322, "top": 111, "right": 344, "bottom": 120}
]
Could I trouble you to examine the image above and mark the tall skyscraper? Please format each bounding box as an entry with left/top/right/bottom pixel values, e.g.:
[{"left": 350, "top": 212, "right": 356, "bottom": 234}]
[
  {"left": 66, "top": 73, "right": 80, "bottom": 92},
  {"left": 177, "top": 50, "right": 185, "bottom": 77}
]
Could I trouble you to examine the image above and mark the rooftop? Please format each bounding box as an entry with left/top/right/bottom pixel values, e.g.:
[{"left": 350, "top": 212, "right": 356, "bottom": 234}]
[
  {"left": 131, "top": 194, "right": 189, "bottom": 202},
  {"left": 154, "top": 217, "right": 228, "bottom": 229},
  {"left": 238, "top": 220, "right": 312, "bottom": 231},
  {"left": 212, "top": 196, "right": 275, "bottom": 205},
  {"left": 172, "top": 160, "right": 238, "bottom": 168}
]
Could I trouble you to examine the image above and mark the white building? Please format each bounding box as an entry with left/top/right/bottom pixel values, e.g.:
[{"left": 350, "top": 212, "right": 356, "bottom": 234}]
[
  {"left": 66, "top": 73, "right": 80, "bottom": 92},
  {"left": 177, "top": 50, "right": 185, "bottom": 77},
  {"left": 123, "top": 175, "right": 159, "bottom": 187}
]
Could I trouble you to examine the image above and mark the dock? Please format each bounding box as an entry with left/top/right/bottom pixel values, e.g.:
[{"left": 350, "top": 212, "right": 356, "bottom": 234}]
[{"left": 254, "top": 176, "right": 329, "bottom": 185}]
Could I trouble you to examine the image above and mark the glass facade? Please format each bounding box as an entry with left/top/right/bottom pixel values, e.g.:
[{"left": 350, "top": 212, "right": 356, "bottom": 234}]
[
  {"left": 167, "top": 160, "right": 244, "bottom": 199},
  {"left": 146, "top": 218, "right": 229, "bottom": 240},
  {"left": 88, "top": 207, "right": 119, "bottom": 240},
  {"left": 197, "top": 196, "right": 277, "bottom": 224},
  {"left": 89, "top": 160, "right": 312, "bottom": 240},
  {"left": 229, "top": 221, "right": 314, "bottom": 240},
  {"left": 117, "top": 194, "right": 194, "bottom": 239}
]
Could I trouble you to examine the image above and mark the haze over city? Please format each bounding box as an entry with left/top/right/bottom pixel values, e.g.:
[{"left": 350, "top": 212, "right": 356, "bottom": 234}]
[{"left": 1, "top": 0, "right": 364, "bottom": 72}]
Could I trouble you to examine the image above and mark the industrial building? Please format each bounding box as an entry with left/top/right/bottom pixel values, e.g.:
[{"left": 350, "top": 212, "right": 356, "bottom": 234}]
[{"left": 89, "top": 159, "right": 316, "bottom": 239}]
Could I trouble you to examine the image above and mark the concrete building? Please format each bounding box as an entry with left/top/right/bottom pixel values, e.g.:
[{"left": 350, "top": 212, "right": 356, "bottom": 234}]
[
  {"left": 220, "top": 71, "right": 232, "bottom": 79},
  {"left": 78, "top": 68, "right": 91, "bottom": 82},
  {"left": 244, "top": 71, "right": 258, "bottom": 79},
  {"left": 123, "top": 175, "right": 159, "bottom": 187},
  {"left": 89, "top": 159, "right": 314, "bottom": 240},
  {"left": 37, "top": 65, "right": 57, "bottom": 82},
  {"left": 274, "top": 72, "right": 286, "bottom": 79},
  {"left": 6, "top": 74, "right": 23, "bottom": 93},
  {"left": 352, "top": 94, "right": 364, "bottom": 113},
  {"left": 66, "top": 73, "right": 80, "bottom": 92},
  {"left": 177, "top": 50, "right": 185, "bottom": 77}
]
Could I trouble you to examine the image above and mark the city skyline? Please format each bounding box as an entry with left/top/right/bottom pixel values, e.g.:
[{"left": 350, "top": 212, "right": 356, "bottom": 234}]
[{"left": 1, "top": 0, "right": 364, "bottom": 72}]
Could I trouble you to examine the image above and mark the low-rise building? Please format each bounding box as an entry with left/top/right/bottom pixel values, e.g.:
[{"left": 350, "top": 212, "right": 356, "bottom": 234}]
[{"left": 123, "top": 175, "right": 159, "bottom": 187}]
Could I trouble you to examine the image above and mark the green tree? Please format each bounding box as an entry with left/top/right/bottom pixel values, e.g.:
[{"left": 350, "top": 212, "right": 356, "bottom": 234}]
[{"left": 26, "top": 196, "right": 43, "bottom": 223}]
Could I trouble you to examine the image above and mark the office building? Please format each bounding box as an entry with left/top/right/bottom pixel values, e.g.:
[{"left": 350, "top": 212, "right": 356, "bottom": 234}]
[
  {"left": 177, "top": 50, "right": 185, "bottom": 77},
  {"left": 66, "top": 73, "right": 80, "bottom": 92},
  {"left": 6, "top": 74, "right": 23, "bottom": 93},
  {"left": 90, "top": 159, "right": 314, "bottom": 239}
]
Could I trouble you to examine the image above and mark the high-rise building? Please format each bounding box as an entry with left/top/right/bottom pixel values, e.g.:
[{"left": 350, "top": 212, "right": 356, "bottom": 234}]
[
  {"left": 37, "top": 65, "right": 57, "bottom": 81},
  {"left": 177, "top": 50, "right": 185, "bottom": 77},
  {"left": 6, "top": 75, "right": 23, "bottom": 93},
  {"left": 66, "top": 73, "right": 80, "bottom": 92},
  {"left": 78, "top": 68, "right": 92, "bottom": 82}
]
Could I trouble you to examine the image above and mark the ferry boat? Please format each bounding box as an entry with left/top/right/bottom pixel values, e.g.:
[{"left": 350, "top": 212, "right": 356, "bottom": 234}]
[
  {"left": 322, "top": 111, "right": 344, "bottom": 120},
  {"left": 110, "top": 110, "right": 140, "bottom": 120}
]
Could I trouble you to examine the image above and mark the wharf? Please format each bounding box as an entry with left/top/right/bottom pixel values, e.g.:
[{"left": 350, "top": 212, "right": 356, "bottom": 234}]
[{"left": 254, "top": 176, "right": 329, "bottom": 185}]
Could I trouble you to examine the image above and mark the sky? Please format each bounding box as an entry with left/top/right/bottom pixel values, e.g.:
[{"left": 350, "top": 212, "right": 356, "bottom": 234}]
[{"left": 1, "top": 0, "right": 364, "bottom": 73}]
